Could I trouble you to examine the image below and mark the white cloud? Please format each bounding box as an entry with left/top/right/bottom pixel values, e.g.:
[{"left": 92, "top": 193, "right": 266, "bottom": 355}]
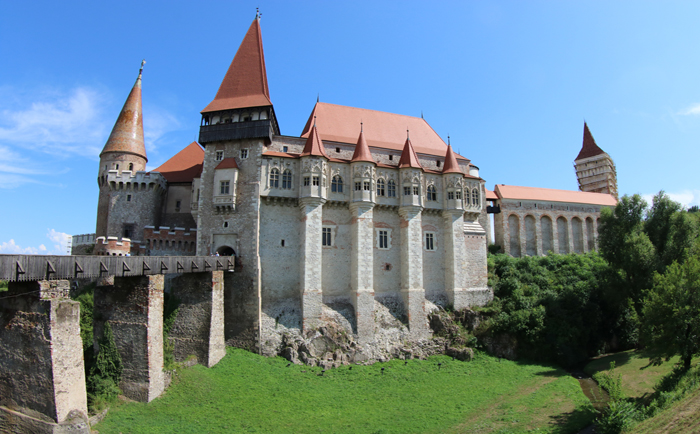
[
  {"left": 643, "top": 190, "right": 700, "bottom": 209},
  {"left": 678, "top": 103, "right": 700, "bottom": 116},
  {"left": 0, "top": 229, "right": 72, "bottom": 255},
  {"left": 143, "top": 105, "right": 182, "bottom": 153}
]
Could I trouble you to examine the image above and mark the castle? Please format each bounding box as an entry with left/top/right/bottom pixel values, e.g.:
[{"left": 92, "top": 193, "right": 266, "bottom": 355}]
[{"left": 90, "top": 15, "right": 616, "bottom": 350}]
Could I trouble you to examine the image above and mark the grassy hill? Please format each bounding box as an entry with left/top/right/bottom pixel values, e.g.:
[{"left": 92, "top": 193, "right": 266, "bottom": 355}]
[
  {"left": 632, "top": 386, "right": 700, "bottom": 433},
  {"left": 95, "top": 348, "right": 594, "bottom": 434}
]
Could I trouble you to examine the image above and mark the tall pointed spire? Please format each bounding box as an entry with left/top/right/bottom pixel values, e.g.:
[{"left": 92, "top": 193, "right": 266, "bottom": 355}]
[
  {"left": 201, "top": 16, "right": 272, "bottom": 113},
  {"left": 301, "top": 122, "right": 329, "bottom": 158},
  {"left": 398, "top": 135, "right": 422, "bottom": 169},
  {"left": 351, "top": 123, "right": 374, "bottom": 163},
  {"left": 576, "top": 122, "right": 605, "bottom": 160},
  {"left": 442, "top": 143, "right": 461, "bottom": 174},
  {"left": 100, "top": 63, "right": 147, "bottom": 161}
]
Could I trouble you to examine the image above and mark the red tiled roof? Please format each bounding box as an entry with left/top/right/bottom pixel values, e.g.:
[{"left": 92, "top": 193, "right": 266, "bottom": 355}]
[
  {"left": 154, "top": 142, "right": 204, "bottom": 183},
  {"left": 485, "top": 189, "right": 498, "bottom": 201},
  {"left": 215, "top": 158, "right": 239, "bottom": 170},
  {"left": 201, "top": 18, "right": 272, "bottom": 113},
  {"left": 442, "top": 144, "right": 461, "bottom": 174},
  {"left": 300, "top": 102, "right": 469, "bottom": 160},
  {"left": 494, "top": 184, "right": 617, "bottom": 206},
  {"left": 576, "top": 122, "right": 606, "bottom": 160},
  {"left": 300, "top": 124, "right": 329, "bottom": 158},
  {"left": 262, "top": 151, "right": 300, "bottom": 158},
  {"left": 101, "top": 72, "right": 147, "bottom": 161},
  {"left": 398, "top": 137, "right": 422, "bottom": 169},
  {"left": 351, "top": 128, "right": 374, "bottom": 163}
]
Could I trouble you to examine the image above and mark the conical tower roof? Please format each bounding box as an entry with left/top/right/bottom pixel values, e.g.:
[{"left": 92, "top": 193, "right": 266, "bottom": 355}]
[
  {"left": 576, "top": 122, "right": 606, "bottom": 160},
  {"left": 442, "top": 144, "right": 461, "bottom": 174},
  {"left": 202, "top": 16, "right": 272, "bottom": 113},
  {"left": 351, "top": 125, "right": 374, "bottom": 163},
  {"left": 101, "top": 65, "right": 147, "bottom": 161},
  {"left": 398, "top": 136, "right": 422, "bottom": 169},
  {"left": 301, "top": 123, "right": 329, "bottom": 158}
]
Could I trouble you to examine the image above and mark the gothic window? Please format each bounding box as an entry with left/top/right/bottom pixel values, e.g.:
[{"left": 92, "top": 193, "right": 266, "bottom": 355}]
[
  {"left": 312, "top": 176, "right": 320, "bottom": 186},
  {"left": 472, "top": 188, "right": 479, "bottom": 205},
  {"left": 427, "top": 185, "right": 437, "bottom": 201},
  {"left": 220, "top": 180, "right": 230, "bottom": 195},
  {"left": 425, "top": 232, "right": 435, "bottom": 251},
  {"left": 240, "top": 149, "right": 249, "bottom": 159},
  {"left": 447, "top": 191, "right": 454, "bottom": 200},
  {"left": 332, "top": 175, "right": 343, "bottom": 193},
  {"left": 377, "top": 179, "right": 385, "bottom": 196},
  {"left": 404, "top": 186, "right": 411, "bottom": 196},
  {"left": 413, "top": 186, "right": 419, "bottom": 196},
  {"left": 388, "top": 180, "right": 396, "bottom": 197},
  {"left": 322, "top": 227, "right": 333, "bottom": 246},
  {"left": 355, "top": 181, "right": 362, "bottom": 191},
  {"left": 304, "top": 177, "right": 310, "bottom": 186},
  {"left": 215, "top": 150, "right": 224, "bottom": 161},
  {"left": 363, "top": 181, "right": 370, "bottom": 191},
  {"left": 270, "top": 169, "right": 280, "bottom": 188},
  {"left": 282, "top": 170, "right": 292, "bottom": 189},
  {"left": 456, "top": 189, "right": 462, "bottom": 199}
]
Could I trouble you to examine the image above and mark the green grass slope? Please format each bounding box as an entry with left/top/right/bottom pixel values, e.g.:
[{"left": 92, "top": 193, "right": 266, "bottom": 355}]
[
  {"left": 632, "top": 386, "right": 700, "bottom": 434},
  {"left": 96, "top": 349, "right": 594, "bottom": 434}
]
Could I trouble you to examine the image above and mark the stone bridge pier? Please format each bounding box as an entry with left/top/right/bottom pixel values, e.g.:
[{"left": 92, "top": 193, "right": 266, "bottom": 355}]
[{"left": 0, "top": 280, "right": 89, "bottom": 433}]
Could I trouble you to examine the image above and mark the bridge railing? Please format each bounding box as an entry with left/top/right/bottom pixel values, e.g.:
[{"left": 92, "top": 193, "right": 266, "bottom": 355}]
[{"left": 0, "top": 255, "right": 235, "bottom": 282}]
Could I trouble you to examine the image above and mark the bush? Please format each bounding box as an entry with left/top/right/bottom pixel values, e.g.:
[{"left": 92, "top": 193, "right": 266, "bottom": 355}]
[
  {"left": 596, "top": 400, "right": 641, "bottom": 434},
  {"left": 87, "top": 322, "right": 123, "bottom": 411},
  {"left": 593, "top": 361, "right": 625, "bottom": 402},
  {"left": 0, "top": 280, "right": 7, "bottom": 292}
]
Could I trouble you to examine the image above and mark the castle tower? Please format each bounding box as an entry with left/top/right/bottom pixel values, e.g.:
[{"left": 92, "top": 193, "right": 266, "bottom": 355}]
[
  {"left": 96, "top": 62, "right": 148, "bottom": 243},
  {"left": 574, "top": 122, "right": 618, "bottom": 199}
]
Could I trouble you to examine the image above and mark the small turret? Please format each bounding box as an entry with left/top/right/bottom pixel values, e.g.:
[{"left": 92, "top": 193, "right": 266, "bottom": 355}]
[
  {"left": 442, "top": 142, "right": 464, "bottom": 211},
  {"left": 398, "top": 133, "right": 423, "bottom": 208},
  {"left": 574, "top": 122, "right": 618, "bottom": 199},
  {"left": 351, "top": 124, "right": 376, "bottom": 203},
  {"left": 299, "top": 121, "right": 328, "bottom": 199}
]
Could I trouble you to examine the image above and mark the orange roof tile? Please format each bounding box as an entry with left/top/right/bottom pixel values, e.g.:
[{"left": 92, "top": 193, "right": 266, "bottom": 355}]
[
  {"left": 351, "top": 128, "right": 374, "bottom": 163},
  {"left": 442, "top": 144, "right": 461, "bottom": 174},
  {"left": 494, "top": 184, "right": 617, "bottom": 206},
  {"left": 101, "top": 71, "right": 147, "bottom": 161},
  {"left": 485, "top": 189, "right": 498, "bottom": 201},
  {"left": 300, "top": 102, "right": 468, "bottom": 160},
  {"left": 201, "top": 18, "right": 272, "bottom": 113},
  {"left": 154, "top": 142, "right": 204, "bottom": 183},
  {"left": 263, "top": 151, "right": 300, "bottom": 158},
  {"left": 398, "top": 137, "right": 422, "bottom": 169},
  {"left": 215, "top": 158, "right": 239, "bottom": 170},
  {"left": 300, "top": 124, "right": 329, "bottom": 158},
  {"left": 576, "top": 122, "right": 606, "bottom": 160}
]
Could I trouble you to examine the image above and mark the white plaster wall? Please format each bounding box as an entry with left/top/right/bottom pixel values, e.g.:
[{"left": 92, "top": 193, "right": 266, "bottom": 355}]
[
  {"left": 373, "top": 208, "right": 401, "bottom": 296},
  {"left": 321, "top": 206, "right": 352, "bottom": 299},
  {"left": 260, "top": 202, "right": 301, "bottom": 304},
  {"left": 422, "top": 213, "right": 446, "bottom": 302}
]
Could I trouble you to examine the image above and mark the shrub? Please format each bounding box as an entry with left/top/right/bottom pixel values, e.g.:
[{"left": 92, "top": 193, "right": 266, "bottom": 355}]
[{"left": 596, "top": 400, "right": 640, "bottom": 434}]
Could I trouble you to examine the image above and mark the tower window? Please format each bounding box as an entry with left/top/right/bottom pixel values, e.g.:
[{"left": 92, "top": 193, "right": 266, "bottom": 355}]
[
  {"left": 363, "top": 181, "right": 370, "bottom": 191},
  {"left": 283, "top": 146, "right": 288, "bottom": 152},
  {"left": 270, "top": 168, "right": 280, "bottom": 188},
  {"left": 220, "top": 180, "right": 230, "bottom": 195},
  {"left": 282, "top": 170, "right": 293, "bottom": 189},
  {"left": 388, "top": 180, "right": 396, "bottom": 197},
  {"left": 389, "top": 155, "right": 393, "bottom": 161},
  {"left": 456, "top": 189, "right": 462, "bottom": 199},
  {"left": 304, "top": 177, "right": 310, "bottom": 186},
  {"left": 448, "top": 191, "right": 454, "bottom": 200},
  {"left": 425, "top": 232, "right": 435, "bottom": 251},
  {"left": 215, "top": 150, "right": 224, "bottom": 161},
  {"left": 426, "top": 185, "right": 437, "bottom": 201},
  {"left": 240, "top": 149, "right": 249, "bottom": 159},
  {"left": 115, "top": 164, "right": 119, "bottom": 170},
  {"left": 127, "top": 194, "right": 132, "bottom": 202},
  {"left": 436, "top": 160, "right": 441, "bottom": 168},
  {"left": 175, "top": 200, "right": 181, "bottom": 211},
  {"left": 376, "top": 179, "right": 385, "bottom": 196},
  {"left": 312, "top": 176, "right": 320, "bottom": 186},
  {"left": 331, "top": 175, "right": 343, "bottom": 193},
  {"left": 281, "top": 239, "right": 285, "bottom": 247},
  {"left": 322, "top": 227, "right": 333, "bottom": 246},
  {"left": 413, "top": 186, "right": 419, "bottom": 196},
  {"left": 336, "top": 147, "right": 340, "bottom": 153},
  {"left": 404, "top": 186, "right": 411, "bottom": 196},
  {"left": 377, "top": 229, "right": 390, "bottom": 250},
  {"left": 355, "top": 182, "right": 362, "bottom": 191},
  {"left": 129, "top": 163, "right": 134, "bottom": 171}
]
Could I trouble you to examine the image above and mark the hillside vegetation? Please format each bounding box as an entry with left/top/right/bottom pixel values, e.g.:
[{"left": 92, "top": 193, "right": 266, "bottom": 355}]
[{"left": 96, "top": 348, "right": 594, "bottom": 434}]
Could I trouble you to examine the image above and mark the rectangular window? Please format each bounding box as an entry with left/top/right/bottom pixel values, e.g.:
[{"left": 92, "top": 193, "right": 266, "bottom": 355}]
[
  {"left": 312, "top": 176, "right": 320, "bottom": 186},
  {"left": 282, "top": 146, "right": 289, "bottom": 152},
  {"left": 389, "top": 155, "right": 393, "bottom": 161},
  {"left": 404, "top": 186, "right": 411, "bottom": 196},
  {"left": 322, "top": 227, "right": 332, "bottom": 246},
  {"left": 215, "top": 150, "right": 224, "bottom": 161},
  {"left": 220, "top": 180, "right": 230, "bottom": 195},
  {"left": 388, "top": 182, "right": 396, "bottom": 197},
  {"left": 378, "top": 230, "right": 388, "bottom": 249},
  {"left": 127, "top": 194, "right": 132, "bottom": 202},
  {"left": 455, "top": 190, "right": 461, "bottom": 199},
  {"left": 240, "top": 149, "right": 248, "bottom": 159},
  {"left": 303, "top": 177, "right": 310, "bottom": 186},
  {"left": 413, "top": 186, "right": 419, "bottom": 196},
  {"left": 355, "top": 182, "right": 362, "bottom": 191},
  {"left": 175, "top": 200, "right": 181, "bottom": 211},
  {"left": 363, "top": 181, "right": 370, "bottom": 191},
  {"left": 448, "top": 191, "right": 454, "bottom": 200},
  {"left": 425, "top": 233, "right": 435, "bottom": 251}
]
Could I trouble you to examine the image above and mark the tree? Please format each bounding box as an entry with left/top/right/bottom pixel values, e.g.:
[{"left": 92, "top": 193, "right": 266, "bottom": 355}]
[{"left": 641, "top": 255, "right": 700, "bottom": 370}]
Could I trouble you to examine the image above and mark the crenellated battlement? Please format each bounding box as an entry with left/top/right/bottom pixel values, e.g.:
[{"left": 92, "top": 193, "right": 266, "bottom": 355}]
[
  {"left": 105, "top": 170, "right": 167, "bottom": 193},
  {"left": 143, "top": 226, "right": 197, "bottom": 255},
  {"left": 94, "top": 236, "right": 132, "bottom": 256}
]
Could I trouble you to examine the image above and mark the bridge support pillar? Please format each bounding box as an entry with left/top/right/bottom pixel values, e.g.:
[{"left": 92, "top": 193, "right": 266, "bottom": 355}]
[
  {"left": 168, "top": 271, "right": 226, "bottom": 367},
  {"left": 0, "top": 280, "right": 89, "bottom": 431},
  {"left": 94, "top": 275, "right": 164, "bottom": 402}
]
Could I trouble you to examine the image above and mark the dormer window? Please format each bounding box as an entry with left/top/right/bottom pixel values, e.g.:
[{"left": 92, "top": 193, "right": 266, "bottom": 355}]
[
  {"left": 283, "top": 146, "right": 288, "bottom": 152},
  {"left": 436, "top": 160, "right": 441, "bottom": 168},
  {"left": 336, "top": 147, "right": 340, "bottom": 153}
]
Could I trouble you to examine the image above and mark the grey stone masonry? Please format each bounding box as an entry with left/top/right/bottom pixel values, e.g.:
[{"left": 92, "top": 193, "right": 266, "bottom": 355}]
[
  {"left": 94, "top": 275, "right": 164, "bottom": 402},
  {"left": 443, "top": 210, "right": 468, "bottom": 309},
  {"left": 349, "top": 203, "right": 375, "bottom": 343},
  {"left": 299, "top": 198, "right": 325, "bottom": 332},
  {"left": 168, "top": 271, "right": 226, "bottom": 367},
  {"left": 0, "top": 280, "right": 88, "bottom": 425},
  {"left": 399, "top": 206, "right": 429, "bottom": 339}
]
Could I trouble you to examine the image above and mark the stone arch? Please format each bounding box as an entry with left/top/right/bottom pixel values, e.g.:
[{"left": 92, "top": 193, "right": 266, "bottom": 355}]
[
  {"left": 557, "top": 217, "right": 569, "bottom": 254},
  {"left": 508, "top": 214, "right": 521, "bottom": 257},
  {"left": 586, "top": 217, "right": 595, "bottom": 251},
  {"left": 216, "top": 245, "right": 236, "bottom": 256},
  {"left": 525, "top": 214, "right": 537, "bottom": 256},
  {"left": 572, "top": 217, "right": 584, "bottom": 253},
  {"left": 541, "top": 215, "right": 553, "bottom": 254}
]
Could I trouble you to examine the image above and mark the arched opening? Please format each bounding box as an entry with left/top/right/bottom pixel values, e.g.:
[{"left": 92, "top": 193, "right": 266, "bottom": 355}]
[
  {"left": 508, "top": 214, "right": 521, "bottom": 257},
  {"left": 557, "top": 217, "right": 569, "bottom": 254},
  {"left": 541, "top": 215, "right": 553, "bottom": 254},
  {"left": 572, "top": 217, "right": 584, "bottom": 253},
  {"left": 216, "top": 245, "right": 236, "bottom": 256},
  {"left": 525, "top": 215, "right": 537, "bottom": 256}
]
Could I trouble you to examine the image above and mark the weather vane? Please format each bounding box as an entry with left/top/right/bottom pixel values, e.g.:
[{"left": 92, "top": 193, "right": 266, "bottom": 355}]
[
  {"left": 256, "top": 7, "right": 262, "bottom": 19},
  {"left": 139, "top": 59, "right": 146, "bottom": 76}
]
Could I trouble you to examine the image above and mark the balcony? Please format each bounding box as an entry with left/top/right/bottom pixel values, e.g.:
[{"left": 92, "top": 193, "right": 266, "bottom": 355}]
[{"left": 199, "top": 120, "right": 274, "bottom": 144}]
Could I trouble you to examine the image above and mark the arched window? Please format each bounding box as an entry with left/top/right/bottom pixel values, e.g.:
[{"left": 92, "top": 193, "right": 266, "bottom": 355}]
[
  {"left": 128, "top": 163, "right": 133, "bottom": 171},
  {"left": 377, "top": 179, "right": 385, "bottom": 196},
  {"left": 387, "top": 180, "right": 396, "bottom": 197},
  {"left": 270, "top": 168, "right": 279, "bottom": 188},
  {"left": 331, "top": 175, "right": 343, "bottom": 193},
  {"left": 427, "top": 185, "right": 437, "bottom": 201},
  {"left": 282, "top": 170, "right": 292, "bottom": 189},
  {"left": 472, "top": 188, "right": 479, "bottom": 206}
]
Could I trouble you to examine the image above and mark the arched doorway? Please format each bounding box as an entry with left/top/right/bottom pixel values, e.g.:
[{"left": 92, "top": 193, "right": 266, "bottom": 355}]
[{"left": 216, "top": 245, "right": 236, "bottom": 256}]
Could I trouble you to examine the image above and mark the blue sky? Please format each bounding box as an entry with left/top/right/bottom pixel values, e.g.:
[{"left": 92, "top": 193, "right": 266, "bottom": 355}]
[{"left": 1, "top": 1, "right": 699, "bottom": 254}]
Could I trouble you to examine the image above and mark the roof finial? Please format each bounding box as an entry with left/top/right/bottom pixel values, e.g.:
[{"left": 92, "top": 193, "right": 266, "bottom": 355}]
[
  {"left": 139, "top": 59, "right": 146, "bottom": 78},
  {"left": 314, "top": 115, "right": 317, "bottom": 128},
  {"left": 407, "top": 129, "right": 410, "bottom": 140},
  {"left": 421, "top": 110, "right": 424, "bottom": 119},
  {"left": 256, "top": 7, "right": 261, "bottom": 19},
  {"left": 317, "top": 93, "right": 319, "bottom": 103},
  {"left": 448, "top": 135, "right": 451, "bottom": 145},
  {"left": 360, "top": 121, "right": 363, "bottom": 133}
]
